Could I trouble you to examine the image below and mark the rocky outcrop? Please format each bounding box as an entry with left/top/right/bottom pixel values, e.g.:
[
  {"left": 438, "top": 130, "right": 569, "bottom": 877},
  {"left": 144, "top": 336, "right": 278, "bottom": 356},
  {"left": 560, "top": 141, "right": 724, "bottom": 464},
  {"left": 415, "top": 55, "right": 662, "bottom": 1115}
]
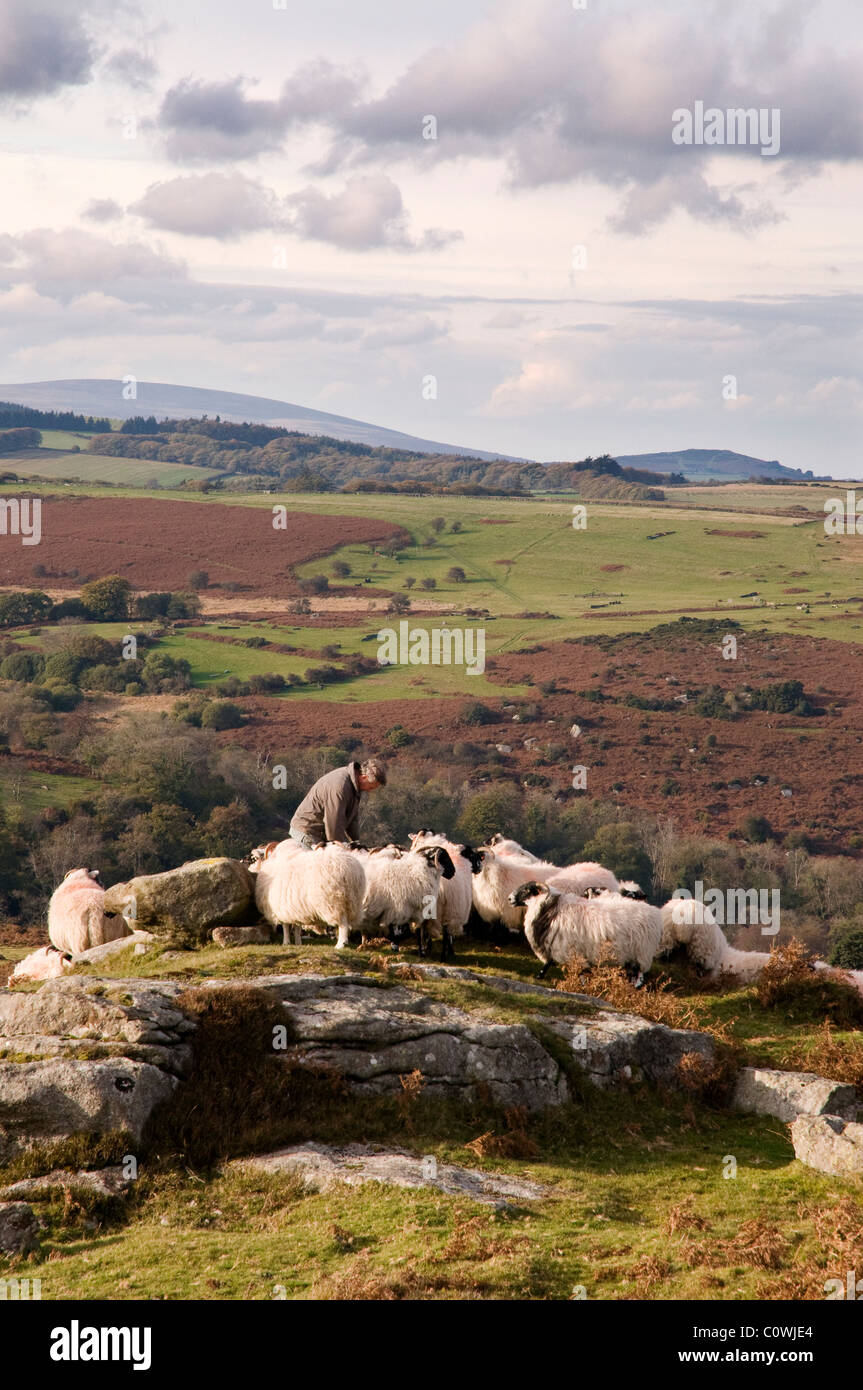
[
  {"left": 252, "top": 974, "right": 570, "bottom": 1111},
  {"left": 0, "top": 1202, "right": 39, "bottom": 1255},
  {"left": 103, "top": 858, "right": 255, "bottom": 947},
  {"left": 790, "top": 1114, "right": 863, "bottom": 1177},
  {"left": 0, "top": 977, "right": 196, "bottom": 1074},
  {"left": 0, "top": 1058, "right": 177, "bottom": 1164},
  {"left": 233, "top": 1142, "right": 547, "bottom": 1206},
  {"left": 0, "top": 969, "right": 730, "bottom": 1168},
  {"left": 539, "top": 1008, "right": 715, "bottom": 1089},
  {"left": 732, "top": 1067, "right": 858, "bottom": 1124}
]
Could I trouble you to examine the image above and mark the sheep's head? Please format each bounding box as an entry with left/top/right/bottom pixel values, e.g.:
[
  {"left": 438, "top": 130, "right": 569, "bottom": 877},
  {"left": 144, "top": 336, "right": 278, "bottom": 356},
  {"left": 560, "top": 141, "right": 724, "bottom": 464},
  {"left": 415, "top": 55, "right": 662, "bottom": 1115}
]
[
  {"left": 618, "top": 881, "right": 646, "bottom": 900},
  {"left": 62, "top": 867, "right": 100, "bottom": 886},
  {"left": 460, "top": 845, "right": 485, "bottom": 873},
  {"left": 508, "top": 880, "right": 549, "bottom": 907},
  {"left": 416, "top": 846, "right": 455, "bottom": 880}
]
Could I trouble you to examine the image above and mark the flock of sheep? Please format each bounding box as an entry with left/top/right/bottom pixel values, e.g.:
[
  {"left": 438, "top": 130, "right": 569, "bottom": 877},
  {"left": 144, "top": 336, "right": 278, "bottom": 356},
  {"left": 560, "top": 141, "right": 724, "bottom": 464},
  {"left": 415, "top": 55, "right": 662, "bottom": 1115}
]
[{"left": 11, "top": 831, "right": 779, "bottom": 989}]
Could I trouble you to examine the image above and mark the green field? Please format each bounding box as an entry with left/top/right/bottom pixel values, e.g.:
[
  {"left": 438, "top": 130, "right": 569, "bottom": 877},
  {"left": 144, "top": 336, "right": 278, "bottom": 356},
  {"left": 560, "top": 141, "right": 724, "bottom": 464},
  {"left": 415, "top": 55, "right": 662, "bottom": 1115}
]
[
  {"left": 0, "top": 766, "right": 102, "bottom": 811},
  {"left": 1, "top": 450, "right": 221, "bottom": 487}
]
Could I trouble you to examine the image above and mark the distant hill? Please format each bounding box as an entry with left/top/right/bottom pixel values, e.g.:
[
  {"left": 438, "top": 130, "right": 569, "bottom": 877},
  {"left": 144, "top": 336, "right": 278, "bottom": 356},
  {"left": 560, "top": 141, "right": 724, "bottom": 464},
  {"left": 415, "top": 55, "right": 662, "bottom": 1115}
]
[
  {"left": 0, "top": 379, "right": 524, "bottom": 463},
  {"left": 613, "top": 448, "right": 828, "bottom": 482}
]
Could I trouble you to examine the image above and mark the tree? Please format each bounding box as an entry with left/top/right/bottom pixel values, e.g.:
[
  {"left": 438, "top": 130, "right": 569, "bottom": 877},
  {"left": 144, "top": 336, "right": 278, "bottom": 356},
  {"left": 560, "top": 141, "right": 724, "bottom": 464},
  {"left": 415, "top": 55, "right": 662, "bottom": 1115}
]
[
  {"left": 582, "top": 823, "right": 652, "bottom": 887},
  {"left": 403, "top": 576, "right": 416, "bottom": 590},
  {"left": 450, "top": 520, "right": 463, "bottom": 533},
  {"left": 447, "top": 566, "right": 467, "bottom": 583},
  {"left": 332, "top": 561, "right": 351, "bottom": 579},
  {"left": 420, "top": 577, "right": 437, "bottom": 591},
  {"left": 829, "top": 929, "right": 863, "bottom": 971},
  {"left": 387, "top": 594, "right": 411, "bottom": 614},
  {"left": 431, "top": 517, "right": 446, "bottom": 534},
  {"left": 188, "top": 569, "right": 209, "bottom": 590},
  {"left": 0, "top": 590, "right": 51, "bottom": 627},
  {"left": 80, "top": 576, "right": 131, "bottom": 621},
  {"left": 300, "top": 574, "right": 329, "bottom": 595}
]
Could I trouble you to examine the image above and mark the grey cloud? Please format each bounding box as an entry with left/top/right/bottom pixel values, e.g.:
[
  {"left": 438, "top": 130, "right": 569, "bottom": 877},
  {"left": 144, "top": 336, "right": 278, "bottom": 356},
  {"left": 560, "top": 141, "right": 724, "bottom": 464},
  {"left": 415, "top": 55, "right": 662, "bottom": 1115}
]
[
  {"left": 157, "top": 62, "right": 365, "bottom": 163},
  {"left": 129, "top": 172, "right": 285, "bottom": 239},
  {"left": 285, "top": 174, "right": 461, "bottom": 251},
  {"left": 0, "top": 228, "right": 186, "bottom": 296},
  {"left": 0, "top": 0, "right": 99, "bottom": 100},
  {"left": 126, "top": 169, "right": 460, "bottom": 251},
  {"left": 82, "top": 198, "right": 124, "bottom": 224},
  {"left": 318, "top": 0, "right": 863, "bottom": 231},
  {"left": 101, "top": 46, "right": 159, "bottom": 92}
]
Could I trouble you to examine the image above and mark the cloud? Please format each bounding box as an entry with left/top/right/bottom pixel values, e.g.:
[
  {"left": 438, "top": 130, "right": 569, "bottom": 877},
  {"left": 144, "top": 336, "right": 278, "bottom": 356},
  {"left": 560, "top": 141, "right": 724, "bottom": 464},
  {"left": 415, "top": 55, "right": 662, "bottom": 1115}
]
[
  {"left": 101, "top": 46, "right": 158, "bottom": 92},
  {"left": 129, "top": 172, "right": 285, "bottom": 239},
  {"left": 0, "top": 228, "right": 186, "bottom": 295},
  {"left": 124, "top": 169, "right": 459, "bottom": 250},
  {"left": 285, "top": 173, "right": 460, "bottom": 251},
  {"left": 313, "top": 0, "right": 863, "bottom": 232},
  {"left": 82, "top": 198, "right": 124, "bottom": 224},
  {"left": 156, "top": 62, "right": 365, "bottom": 163},
  {"left": 0, "top": 0, "right": 99, "bottom": 101}
]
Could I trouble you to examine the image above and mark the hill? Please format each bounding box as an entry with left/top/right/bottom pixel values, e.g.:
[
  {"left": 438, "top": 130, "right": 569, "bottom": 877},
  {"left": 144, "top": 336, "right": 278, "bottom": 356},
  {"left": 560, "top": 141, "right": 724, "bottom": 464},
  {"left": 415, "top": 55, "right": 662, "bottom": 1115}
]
[
  {"left": 614, "top": 448, "right": 827, "bottom": 482},
  {"left": 0, "top": 379, "right": 523, "bottom": 462}
]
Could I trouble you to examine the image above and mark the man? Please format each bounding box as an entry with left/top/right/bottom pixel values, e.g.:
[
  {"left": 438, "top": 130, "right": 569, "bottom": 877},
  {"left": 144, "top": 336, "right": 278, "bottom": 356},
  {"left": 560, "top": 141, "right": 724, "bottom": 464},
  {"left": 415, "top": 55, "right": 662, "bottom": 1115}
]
[{"left": 289, "top": 756, "right": 387, "bottom": 849}]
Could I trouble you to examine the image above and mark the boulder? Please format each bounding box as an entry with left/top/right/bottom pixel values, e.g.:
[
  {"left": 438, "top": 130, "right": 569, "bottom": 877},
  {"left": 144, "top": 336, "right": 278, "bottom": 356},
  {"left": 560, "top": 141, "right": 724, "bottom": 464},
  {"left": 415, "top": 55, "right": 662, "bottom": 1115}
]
[
  {"left": 732, "top": 1067, "right": 858, "bottom": 1124},
  {"left": 0, "top": 1166, "right": 130, "bottom": 1201},
  {"left": 71, "top": 931, "right": 155, "bottom": 966},
  {"left": 233, "top": 1142, "right": 547, "bottom": 1206},
  {"left": 0, "top": 1057, "right": 177, "bottom": 1164},
  {"left": 0, "top": 1202, "right": 39, "bottom": 1255},
  {"left": 103, "top": 858, "right": 255, "bottom": 947},
  {"left": 539, "top": 1009, "right": 715, "bottom": 1089},
  {"left": 212, "top": 924, "right": 274, "bottom": 949},
  {"left": 790, "top": 1114, "right": 863, "bottom": 1177}
]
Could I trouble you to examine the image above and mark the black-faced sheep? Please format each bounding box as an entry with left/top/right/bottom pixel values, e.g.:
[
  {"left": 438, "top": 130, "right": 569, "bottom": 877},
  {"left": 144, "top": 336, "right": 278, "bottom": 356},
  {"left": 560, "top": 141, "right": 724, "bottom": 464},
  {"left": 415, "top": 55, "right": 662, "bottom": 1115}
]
[{"left": 509, "top": 881, "right": 662, "bottom": 982}]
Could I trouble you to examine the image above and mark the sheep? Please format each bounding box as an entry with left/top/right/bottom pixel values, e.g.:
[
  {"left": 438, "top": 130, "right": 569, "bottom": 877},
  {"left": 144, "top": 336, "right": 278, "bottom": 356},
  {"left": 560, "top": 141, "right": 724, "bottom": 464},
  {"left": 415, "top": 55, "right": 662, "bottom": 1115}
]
[
  {"left": 617, "top": 880, "right": 647, "bottom": 901},
  {"left": 47, "top": 868, "right": 129, "bottom": 956},
  {"left": 657, "top": 896, "right": 772, "bottom": 979},
  {"left": 253, "top": 841, "right": 366, "bottom": 949},
  {"left": 360, "top": 845, "right": 456, "bottom": 957},
  {"left": 10, "top": 945, "right": 73, "bottom": 983},
  {"left": 487, "top": 833, "right": 541, "bottom": 863},
  {"left": 408, "top": 832, "right": 483, "bottom": 956},
  {"left": 470, "top": 848, "right": 618, "bottom": 933},
  {"left": 509, "top": 881, "right": 662, "bottom": 982}
]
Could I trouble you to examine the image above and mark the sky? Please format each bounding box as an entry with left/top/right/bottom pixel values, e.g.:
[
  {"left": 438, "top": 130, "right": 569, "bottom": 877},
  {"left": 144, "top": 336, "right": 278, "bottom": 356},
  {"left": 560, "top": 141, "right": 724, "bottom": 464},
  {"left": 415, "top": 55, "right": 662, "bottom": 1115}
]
[{"left": 0, "top": 0, "right": 860, "bottom": 473}]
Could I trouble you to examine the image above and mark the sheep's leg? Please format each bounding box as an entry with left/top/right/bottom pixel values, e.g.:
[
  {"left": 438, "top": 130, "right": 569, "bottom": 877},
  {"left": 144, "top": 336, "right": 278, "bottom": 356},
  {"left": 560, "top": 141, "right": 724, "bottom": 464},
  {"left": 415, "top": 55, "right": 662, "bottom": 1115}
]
[
  {"left": 416, "top": 923, "right": 427, "bottom": 957},
  {"left": 292, "top": 924, "right": 303, "bottom": 946},
  {"left": 335, "top": 924, "right": 350, "bottom": 950},
  {"left": 441, "top": 927, "right": 453, "bottom": 962},
  {"left": 537, "top": 960, "right": 551, "bottom": 980}
]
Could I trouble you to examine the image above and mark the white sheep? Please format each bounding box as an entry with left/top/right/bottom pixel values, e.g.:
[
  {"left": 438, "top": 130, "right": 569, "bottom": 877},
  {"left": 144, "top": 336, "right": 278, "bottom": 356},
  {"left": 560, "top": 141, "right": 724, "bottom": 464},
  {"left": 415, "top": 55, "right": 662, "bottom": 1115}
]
[
  {"left": 658, "top": 896, "right": 772, "bottom": 980},
  {"left": 408, "top": 832, "right": 483, "bottom": 956},
  {"left": 470, "top": 848, "right": 618, "bottom": 933},
  {"left": 253, "top": 841, "right": 366, "bottom": 949},
  {"left": 360, "top": 844, "right": 456, "bottom": 956},
  {"left": 487, "top": 834, "right": 541, "bottom": 863},
  {"left": 509, "top": 881, "right": 662, "bottom": 982},
  {"left": 10, "top": 945, "right": 73, "bottom": 983},
  {"left": 47, "top": 868, "right": 129, "bottom": 956}
]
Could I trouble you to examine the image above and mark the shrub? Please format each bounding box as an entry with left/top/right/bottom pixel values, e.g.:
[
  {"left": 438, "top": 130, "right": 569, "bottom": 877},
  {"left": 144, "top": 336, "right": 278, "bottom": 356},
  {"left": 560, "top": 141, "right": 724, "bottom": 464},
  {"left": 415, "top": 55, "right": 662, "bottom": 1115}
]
[
  {"left": 420, "top": 577, "right": 437, "bottom": 591},
  {"left": 754, "top": 941, "right": 863, "bottom": 1026},
  {"left": 331, "top": 561, "right": 351, "bottom": 579},
  {"left": 188, "top": 570, "right": 209, "bottom": 590},
  {"left": 200, "top": 700, "right": 244, "bottom": 731},
  {"left": 739, "top": 814, "right": 774, "bottom": 844},
  {"left": 461, "top": 700, "right": 495, "bottom": 726},
  {"left": 386, "top": 725, "right": 413, "bottom": 748},
  {"left": 828, "top": 930, "right": 863, "bottom": 972},
  {"left": 447, "top": 566, "right": 467, "bottom": 583}
]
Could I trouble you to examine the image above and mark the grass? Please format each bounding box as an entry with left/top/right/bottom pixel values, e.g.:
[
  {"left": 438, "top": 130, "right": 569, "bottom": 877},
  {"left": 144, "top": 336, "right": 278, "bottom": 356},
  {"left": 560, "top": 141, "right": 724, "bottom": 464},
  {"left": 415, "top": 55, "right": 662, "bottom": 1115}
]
[
  {"left": 1, "top": 449, "right": 221, "bottom": 487},
  {"left": 3, "top": 936, "right": 863, "bottom": 1299},
  {"left": 0, "top": 766, "right": 102, "bottom": 811}
]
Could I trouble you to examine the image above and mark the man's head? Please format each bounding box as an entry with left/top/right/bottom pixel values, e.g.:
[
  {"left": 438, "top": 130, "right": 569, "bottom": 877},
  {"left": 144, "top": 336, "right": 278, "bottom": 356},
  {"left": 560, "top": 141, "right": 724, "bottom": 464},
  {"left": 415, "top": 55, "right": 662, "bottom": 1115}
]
[{"left": 357, "top": 756, "right": 387, "bottom": 793}]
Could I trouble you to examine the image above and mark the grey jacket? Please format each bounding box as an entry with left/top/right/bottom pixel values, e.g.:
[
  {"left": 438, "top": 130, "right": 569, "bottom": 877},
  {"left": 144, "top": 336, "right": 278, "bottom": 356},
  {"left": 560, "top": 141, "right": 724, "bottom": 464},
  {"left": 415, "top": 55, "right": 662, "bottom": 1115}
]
[{"left": 289, "top": 762, "right": 362, "bottom": 846}]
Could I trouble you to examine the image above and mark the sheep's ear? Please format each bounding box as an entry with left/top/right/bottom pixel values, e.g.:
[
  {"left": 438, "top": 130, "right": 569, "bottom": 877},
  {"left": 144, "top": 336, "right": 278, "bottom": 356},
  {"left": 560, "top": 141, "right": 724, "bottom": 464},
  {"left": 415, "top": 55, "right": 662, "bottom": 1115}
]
[{"left": 63, "top": 869, "right": 77, "bottom": 880}]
